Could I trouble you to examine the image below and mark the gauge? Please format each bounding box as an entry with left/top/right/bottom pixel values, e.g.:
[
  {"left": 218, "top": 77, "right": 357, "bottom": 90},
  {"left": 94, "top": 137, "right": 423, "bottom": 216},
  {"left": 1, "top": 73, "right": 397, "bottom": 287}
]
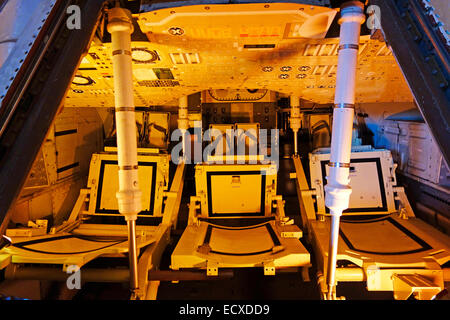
[
  {"left": 208, "top": 89, "right": 268, "bottom": 101},
  {"left": 131, "top": 48, "right": 159, "bottom": 63},
  {"left": 72, "top": 75, "right": 94, "bottom": 86}
]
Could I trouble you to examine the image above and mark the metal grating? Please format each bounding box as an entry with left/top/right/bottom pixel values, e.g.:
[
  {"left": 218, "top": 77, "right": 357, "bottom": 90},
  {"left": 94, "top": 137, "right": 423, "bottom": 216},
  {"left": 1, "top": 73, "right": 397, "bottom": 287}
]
[{"left": 138, "top": 80, "right": 180, "bottom": 87}]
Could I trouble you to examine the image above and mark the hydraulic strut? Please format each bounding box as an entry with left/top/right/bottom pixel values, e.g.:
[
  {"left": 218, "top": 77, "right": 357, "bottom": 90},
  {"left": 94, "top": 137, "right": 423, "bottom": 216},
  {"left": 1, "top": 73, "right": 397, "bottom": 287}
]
[
  {"left": 324, "top": 1, "right": 365, "bottom": 300},
  {"left": 290, "top": 95, "right": 301, "bottom": 156},
  {"left": 107, "top": 5, "right": 142, "bottom": 299},
  {"left": 178, "top": 95, "right": 189, "bottom": 158}
]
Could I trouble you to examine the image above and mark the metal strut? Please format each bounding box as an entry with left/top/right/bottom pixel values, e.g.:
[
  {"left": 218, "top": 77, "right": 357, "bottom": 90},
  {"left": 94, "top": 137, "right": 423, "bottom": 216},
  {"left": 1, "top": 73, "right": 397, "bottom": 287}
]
[
  {"left": 324, "top": 1, "right": 365, "bottom": 300},
  {"left": 178, "top": 95, "right": 189, "bottom": 159},
  {"left": 290, "top": 95, "right": 301, "bottom": 156},
  {"left": 107, "top": 5, "right": 142, "bottom": 299},
  {"left": 371, "top": 0, "right": 450, "bottom": 166}
]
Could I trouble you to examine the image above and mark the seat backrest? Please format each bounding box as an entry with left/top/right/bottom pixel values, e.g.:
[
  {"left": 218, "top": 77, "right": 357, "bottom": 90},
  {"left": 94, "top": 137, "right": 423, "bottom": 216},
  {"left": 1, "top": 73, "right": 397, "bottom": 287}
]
[
  {"left": 209, "top": 124, "right": 235, "bottom": 156},
  {"left": 209, "top": 123, "right": 261, "bottom": 156},
  {"left": 309, "top": 146, "right": 397, "bottom": 216},
  {"left": 194, "top": 162, "right": 277, "bottom": 218},
  {"left": 235, "top": 123, "right": 260, "bottom": 154},
  {"left": 86, "top": 149, "right": 170, "bottom": 217},
  {"left": 136, "top": 111, "right": 170, "bottom": 149}
]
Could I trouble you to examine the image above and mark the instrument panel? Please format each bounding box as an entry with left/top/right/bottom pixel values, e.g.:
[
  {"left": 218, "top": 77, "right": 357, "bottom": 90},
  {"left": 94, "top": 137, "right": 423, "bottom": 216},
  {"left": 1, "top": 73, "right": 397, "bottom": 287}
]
[
  {"left": 206, "top": 89, "right": 269, "bottom": 102},
  {"left": 64, "top": 3, "right": 413, "bottom": 108}
]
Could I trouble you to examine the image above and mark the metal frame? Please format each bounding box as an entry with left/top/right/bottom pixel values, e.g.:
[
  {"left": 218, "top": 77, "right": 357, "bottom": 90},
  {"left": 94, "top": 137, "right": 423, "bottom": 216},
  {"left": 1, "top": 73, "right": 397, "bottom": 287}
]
[
  {"left": 171, "top": 158, "right": 310, "bottom": 275},
  {"left": 0, "top": 0, "right": 106, "bottom": 234},
  {"left": 0, "top": 155, "right": 187, "bottom": 300},
  {"left": 293, "top": 154, "right": 450, "bottom": 299},
  {"left": 194, "top": 162, "right": 278, "bottom": 218},
  {"left": 371, "top": 0, "right": 450, "bottom": 165},
  {"left": 86, "top": 151, "right": 170, "bottom": 217},
  {"left": 309, "top": 148, "right": 397, "bottom": 216},
  {"left": 0, "top": 0, "right": 57, "bottom": 104}
]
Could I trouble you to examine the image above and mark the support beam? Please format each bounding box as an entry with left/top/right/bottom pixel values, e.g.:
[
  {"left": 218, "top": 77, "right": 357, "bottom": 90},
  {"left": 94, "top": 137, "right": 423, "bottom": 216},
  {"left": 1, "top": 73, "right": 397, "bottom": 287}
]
[
  {"left": 162, "top": 162, "right": 186, "bottom": 228},
  {"left": 371, "top": 0, "right": 450, "bottom": 166},
  {"left": 5, "top": 266, "right": 234, "bottom": 282},
  {"left": 178, "top": 95, "right": 189, "bottom": 158},
  {"left": 324, "top": 1, "right": 365, "bottom": 300},
  {"left": 292, "top": 156, "right": 317, "bottom": 225},
  {"left": 136, "top": 225, "right": 171, "bottom": 300},
  {"left": 290, "top": 96, "right": 301, "bottom": 156},
  {"left": 107, "top": 5, "right": 142, "bottom": 299},
  {"left": 0, "top": 0, "right": 105, "bottom": 234}
]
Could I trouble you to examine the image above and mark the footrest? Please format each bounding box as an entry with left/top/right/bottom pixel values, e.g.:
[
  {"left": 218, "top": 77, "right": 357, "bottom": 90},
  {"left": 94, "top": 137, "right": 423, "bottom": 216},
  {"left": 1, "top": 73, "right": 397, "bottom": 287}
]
[
  {"left": 0, "top": 225, "right": 160, "bottom": 269},
  {"left": 171, "top": 221, "right": 310, "bottom": 271},
  {"left": 393, "top": 273, "right": 442, "bottom": 300}
]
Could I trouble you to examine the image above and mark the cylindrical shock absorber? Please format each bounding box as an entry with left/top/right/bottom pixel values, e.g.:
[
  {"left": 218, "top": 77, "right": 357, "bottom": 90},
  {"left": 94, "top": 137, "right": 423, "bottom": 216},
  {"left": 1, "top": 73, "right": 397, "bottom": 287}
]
[
  {"left": 107, "top": 6, "right": 142, "bottom": 299},
  {"left": 290, "top": 95, "right": 301, "bottom": 156},
  {"left": 178, "top": 95, "right": 189, "bottom": 158},
  {"left": 324, "top": 1, "right": 365, "bottom": 300}
]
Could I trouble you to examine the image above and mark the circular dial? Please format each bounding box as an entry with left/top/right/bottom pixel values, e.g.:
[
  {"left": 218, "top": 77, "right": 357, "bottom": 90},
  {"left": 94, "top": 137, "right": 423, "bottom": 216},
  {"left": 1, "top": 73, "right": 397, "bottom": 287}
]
[
  {"left": 72, "top": 75, "right": 94, "bottom": 86},
  {"left": 131, "top": 48, "right": 158, "bottom": 63},
  {"left": 208, "top": 89, "right": 268, "bottom": 102}
]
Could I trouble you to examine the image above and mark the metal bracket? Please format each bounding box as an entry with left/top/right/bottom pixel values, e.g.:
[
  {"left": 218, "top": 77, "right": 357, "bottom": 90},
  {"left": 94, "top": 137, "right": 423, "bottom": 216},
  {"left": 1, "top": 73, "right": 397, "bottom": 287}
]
[
  {"left": 393, "top": 273, "right": 442, "bottom": 300},
  {"left": 206, "top": 261, "right": 219, "bottom": 276},
  {"left": 393, "top": 186, "right": 415, "bottom": 218},
  {"left": 0, "top": 254, "right": 11, "bottom": 270},
  {"left": 188, "top": 196, "right": 201, "bottom": 225},
  {"left": 263, "top": 261, "right": 276, "bottom": 276},
  {"left": 301, "top": 265, "right": 311, "bottom": 282}
]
